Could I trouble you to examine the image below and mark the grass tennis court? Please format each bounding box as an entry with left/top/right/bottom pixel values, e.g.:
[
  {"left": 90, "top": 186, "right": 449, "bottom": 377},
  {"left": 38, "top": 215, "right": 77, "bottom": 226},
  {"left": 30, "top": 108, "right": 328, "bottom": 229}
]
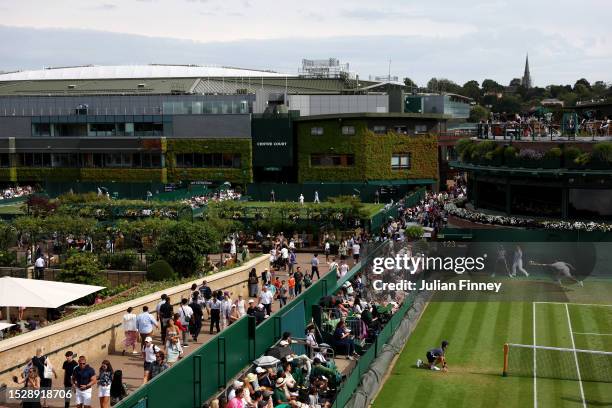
[{"left": 372, "top": 279, "right": 612, "bottom": 408}]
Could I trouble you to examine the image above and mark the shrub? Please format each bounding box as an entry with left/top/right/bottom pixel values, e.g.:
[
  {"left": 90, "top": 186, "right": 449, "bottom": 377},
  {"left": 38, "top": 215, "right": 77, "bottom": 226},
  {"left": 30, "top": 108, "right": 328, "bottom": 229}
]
[
  {"left": 592, "top": 142, "right": 612, "bottom": 163},
  {"left": 471, "top": 141, "right": 498, "bottom": 160},
  {"left": 147, "top": 260, "right": 177, "bottom": 281},
  {"left": 100, "top": 250, "right": 139, "bottom": 271},
  {"left": 574, "top": 152, "right": 591, "bottom": 165},
  {"left": 152, "top": 221, "right": 220, "bottom": 277},
  {"left": 484, "top": 145, "right": 505, "bottom": 161},
  {"left": 455, "top": 139, "right": 476, "bottom": 161},
  {"left": 544, "top": 147, "right": 562, "bottom": 159},
  {"left": 564, "top": 146, "right": 581, "bottom": 162},
  {"left": 57, "top": 251, "right": 109, "bottom": 299},
  {"left": 504, "top": 146, "right": 517, "bottom": 160},
  {"left": 0, "top": 250, "right": 18, "bottom": 267}
]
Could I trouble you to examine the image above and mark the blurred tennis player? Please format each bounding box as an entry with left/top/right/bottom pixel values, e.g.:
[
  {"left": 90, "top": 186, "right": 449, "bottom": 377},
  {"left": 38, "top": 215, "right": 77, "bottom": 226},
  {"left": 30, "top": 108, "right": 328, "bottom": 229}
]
[
  {"left": 529, "top": 260, "right": 583, "bottom": 287},
  {"left": 417, "top": 340, "right": 449, "bottom": 371}
]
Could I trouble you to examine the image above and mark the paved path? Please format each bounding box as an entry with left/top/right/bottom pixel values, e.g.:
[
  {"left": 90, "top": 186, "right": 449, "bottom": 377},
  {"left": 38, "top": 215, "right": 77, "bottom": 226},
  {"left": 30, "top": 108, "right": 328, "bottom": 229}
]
[{"left": 13, "top": 253, "right": 331, "bottom": 408}]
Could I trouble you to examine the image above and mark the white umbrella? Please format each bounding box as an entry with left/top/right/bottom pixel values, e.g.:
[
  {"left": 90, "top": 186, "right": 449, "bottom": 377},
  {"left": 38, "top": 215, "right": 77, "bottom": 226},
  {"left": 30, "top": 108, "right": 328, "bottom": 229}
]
[
  {"left": 253, "top": 355, "right": 280, "bottom": 368},
  {"left": 0, "top": 322, "right": 16, "bottom": 331},
  {"left": 0, "top": 276, "right": 105, "bottom": 319}
]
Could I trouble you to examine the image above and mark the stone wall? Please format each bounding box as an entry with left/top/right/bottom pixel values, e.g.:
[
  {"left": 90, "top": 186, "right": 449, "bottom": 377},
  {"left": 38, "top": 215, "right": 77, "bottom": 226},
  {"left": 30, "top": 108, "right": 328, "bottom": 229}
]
[{"left": 0, "top": 254, "right": 268, "bottom": 386}]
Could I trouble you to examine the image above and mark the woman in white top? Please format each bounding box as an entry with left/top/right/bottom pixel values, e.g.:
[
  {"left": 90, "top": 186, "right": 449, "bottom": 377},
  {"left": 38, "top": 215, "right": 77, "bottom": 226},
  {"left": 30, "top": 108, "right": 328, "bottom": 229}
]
[{"left": 122, "top": 307, "right": 138, "bottom": 355}]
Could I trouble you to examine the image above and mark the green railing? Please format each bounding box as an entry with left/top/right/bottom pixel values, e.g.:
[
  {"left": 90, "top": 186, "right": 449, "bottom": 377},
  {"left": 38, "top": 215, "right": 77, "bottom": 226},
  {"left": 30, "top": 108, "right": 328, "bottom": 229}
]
[{"left": 369, "top": 187, "right": 425, "bottom": 233}]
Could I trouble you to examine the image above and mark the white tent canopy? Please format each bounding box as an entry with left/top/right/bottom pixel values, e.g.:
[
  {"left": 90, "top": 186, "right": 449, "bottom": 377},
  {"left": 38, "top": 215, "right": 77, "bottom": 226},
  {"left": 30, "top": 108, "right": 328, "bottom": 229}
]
[
  {"left": 0, "top": 322, "right": 16, "bottom": 331},
  {"left": 0, "top": 276, "right": 105, "bottom": 308}
]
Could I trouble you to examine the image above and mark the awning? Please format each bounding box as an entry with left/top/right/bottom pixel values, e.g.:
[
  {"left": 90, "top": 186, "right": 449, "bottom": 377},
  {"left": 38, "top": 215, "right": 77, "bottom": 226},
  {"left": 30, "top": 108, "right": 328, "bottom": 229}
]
[
  {"left": 0, "top": 277, "right": 105, "bottom": 308},
  {"left": 0, "top": 322, "right": 16, "bottom": 331}
]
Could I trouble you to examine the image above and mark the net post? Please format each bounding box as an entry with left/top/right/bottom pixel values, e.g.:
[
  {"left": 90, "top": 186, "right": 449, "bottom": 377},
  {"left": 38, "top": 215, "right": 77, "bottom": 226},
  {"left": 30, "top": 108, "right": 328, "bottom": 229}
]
[{"left": 502, "top": 343, "right": 509, "bottom": 377}]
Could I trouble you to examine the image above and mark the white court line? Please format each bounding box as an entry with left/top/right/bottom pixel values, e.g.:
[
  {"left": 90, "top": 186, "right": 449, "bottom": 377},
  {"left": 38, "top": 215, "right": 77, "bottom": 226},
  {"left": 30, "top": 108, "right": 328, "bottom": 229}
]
[
  {"left": 573, "top": 332, "right": 612, "bottom": 336},
  {"left": 533, "top": 302, "right": 537, "bottom": 408},
  {"left": 534, "top": 302, "right": 612, "bottom": 307},
  {"left": 565, "top": 303, "right": 587, "bottom": 408}
]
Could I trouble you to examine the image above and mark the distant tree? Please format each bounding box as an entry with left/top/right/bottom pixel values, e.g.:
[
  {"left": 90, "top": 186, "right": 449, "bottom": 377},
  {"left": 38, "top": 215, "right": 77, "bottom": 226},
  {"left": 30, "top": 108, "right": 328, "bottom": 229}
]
[
  {"left": 494, "top": 95, "right": 522, "bottom": 114},
  {"left": 574, "top": 84, "right": 591, "bottom": 99},
  {"left": 427, "top": 78, "right": 439, "bottom": 92},
  {"left": 574, "top": 78, "right": 591, "bottom": 90},
  {"left": 403, "top": 77, "right": 418, "bottom": 92},
  {"left": 509, "top": 78, "right": 522, "bottom": 87},
  {"left": 592, "top": 81, "right": 608, "bottom": 95},
  {"left": 469, "top": 105, "right": 490, "bottom": 122},
  {"left": 461, "top": 80, "right": 481, "bottom": 101},
  {"left": 482, "top": 79, "right": 503, "bottom": 94}
]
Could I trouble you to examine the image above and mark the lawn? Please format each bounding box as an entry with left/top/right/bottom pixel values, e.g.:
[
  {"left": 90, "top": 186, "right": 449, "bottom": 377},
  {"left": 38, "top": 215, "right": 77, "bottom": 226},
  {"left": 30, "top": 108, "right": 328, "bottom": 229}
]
[
  {"left": 0, "top": 203, "right": 24, "bottom": 215},
  {"left": 372, "top": 279, "right": 612, "bottom": 408}
]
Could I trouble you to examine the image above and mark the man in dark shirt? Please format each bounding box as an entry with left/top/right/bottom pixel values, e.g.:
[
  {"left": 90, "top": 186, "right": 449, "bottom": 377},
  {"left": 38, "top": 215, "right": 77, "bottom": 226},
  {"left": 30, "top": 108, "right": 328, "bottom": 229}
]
[
  {"left": 62, "top": 351, "right": 78, "bottom": 408},
  {"left": 159, "top": 297, "right": 173, "bottom": 344},
  {"left": 246, "top": 299, "right": 256, "bottom": 316},
  {"left": 189, "top": 293, "right": 203, "bottom": 342},
  {"left": 72, "top": 355, "right": 96, "bottom": 408},
  {"left": 417, "top": 340, "right": 449, "bottom": 371},
  {"left": 294, "top": 267, "right": 304, "bottom": 295}
]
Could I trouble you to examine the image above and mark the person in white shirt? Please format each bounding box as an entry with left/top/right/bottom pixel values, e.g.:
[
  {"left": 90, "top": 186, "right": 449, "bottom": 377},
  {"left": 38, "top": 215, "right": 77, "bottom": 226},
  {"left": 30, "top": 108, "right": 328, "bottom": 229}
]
[
  {"left": 230, "top": 238, "right": 237, "bottom": 260},
  {"left": 34, "top": 256, "right": 45, "bottom": 280},
  {"left": 339, "top": 260, "right": 349, "bottom": 278},
  {"left": 236, "top": 295, "right": 246, "bottom": 317},
  {"left": 314, "top": 191, "right": 320, "bottom": 204},
  {"left": 259, "top": 286, "right": 274, "bottom": 315},
  {"left": 178, "top": 298, "right": 193, "bottom": 347},
  {"left": 299, "top": 194, "right": 304, "bottom": 205},
  {"left": 122, "top": 307, "right": 139, "bottom": 355},
  {"left": 352, "top": 243, "right": 361, "bottom": 265},
  {"left": 220, "top": 293, "right": 233, "bottom": 329}
]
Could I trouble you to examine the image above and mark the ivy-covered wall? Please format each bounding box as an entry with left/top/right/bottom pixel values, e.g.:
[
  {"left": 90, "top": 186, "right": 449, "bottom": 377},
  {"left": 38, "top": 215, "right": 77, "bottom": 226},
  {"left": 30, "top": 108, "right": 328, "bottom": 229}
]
[
  {"left": 12, "top": 168, "right": 166, "bottom": 183},
  {"left": 165, "top": 138, "right": 252, "bottom": 184},
  {"left": 297, "top": 119, "right": 438, "bottom": 182}
]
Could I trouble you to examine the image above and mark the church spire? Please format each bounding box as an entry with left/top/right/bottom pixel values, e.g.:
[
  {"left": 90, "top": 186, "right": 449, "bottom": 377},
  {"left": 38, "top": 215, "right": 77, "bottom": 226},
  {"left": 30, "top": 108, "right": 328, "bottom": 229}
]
[{"left": 522, "top": 53, "right": 532, "bottom": 89}]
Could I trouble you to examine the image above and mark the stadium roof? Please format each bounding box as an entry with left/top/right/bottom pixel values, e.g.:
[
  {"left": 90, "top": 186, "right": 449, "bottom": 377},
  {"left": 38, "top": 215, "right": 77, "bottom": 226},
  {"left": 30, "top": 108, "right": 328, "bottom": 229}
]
[{"left": 0, "top": 64, "right": 295, "bottom": 81}]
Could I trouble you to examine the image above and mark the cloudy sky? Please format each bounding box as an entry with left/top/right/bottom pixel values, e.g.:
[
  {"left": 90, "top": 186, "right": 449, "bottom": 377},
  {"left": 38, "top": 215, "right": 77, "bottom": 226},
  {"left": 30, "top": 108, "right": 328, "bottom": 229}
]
[{"left": 0, "top": 0, "right": 610, "bottom": 86}]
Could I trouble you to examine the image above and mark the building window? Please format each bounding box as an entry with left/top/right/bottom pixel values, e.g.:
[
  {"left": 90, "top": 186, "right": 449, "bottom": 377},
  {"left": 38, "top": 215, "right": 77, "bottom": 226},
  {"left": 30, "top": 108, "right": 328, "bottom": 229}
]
[
  {"left": 391, "top": 154, "right": 411, "bottom": 170},
  {"left": 341, "top": 126, "right": 355, "bottom": 135},
  {"left": 175, "top": 153, "right": 241, "bottom": 168},
  {"left": 310, "top": 127, "right": 324, "bottom": 136},
  {"left": 373, "top": 125, "right": 387, "bottom": 135},
  {"left": 394, "top": 126, "right": 408, "bottom": 134},
  {"left": 310, "top": 154, "right": 354, "bottom": 167},
  {"left": 415, "top": 124, "right": 428, "bottom": 133}
]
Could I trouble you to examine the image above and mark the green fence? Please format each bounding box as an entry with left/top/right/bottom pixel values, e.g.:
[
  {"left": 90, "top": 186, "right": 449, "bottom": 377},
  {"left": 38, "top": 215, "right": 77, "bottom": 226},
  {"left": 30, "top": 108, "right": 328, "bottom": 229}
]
[{"left": 369, "top": 187, "right": 426, "bottom": 232}]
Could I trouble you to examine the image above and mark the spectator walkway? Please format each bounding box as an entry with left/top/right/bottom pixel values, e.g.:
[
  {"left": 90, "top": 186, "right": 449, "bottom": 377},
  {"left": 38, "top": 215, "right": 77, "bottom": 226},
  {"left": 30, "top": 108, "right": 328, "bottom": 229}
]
[{"left": 18, "top": 253, "right": 330, "bottom": 408}]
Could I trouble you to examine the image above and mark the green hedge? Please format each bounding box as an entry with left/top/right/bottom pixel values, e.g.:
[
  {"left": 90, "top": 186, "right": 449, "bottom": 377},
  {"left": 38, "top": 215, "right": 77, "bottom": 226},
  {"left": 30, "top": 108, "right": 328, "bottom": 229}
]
[
  {"left": 14, "top": 168, "right": 166, "bottom": 183},
  {"left": 297, "top": 120, "right": 438, "bottom": 182}
]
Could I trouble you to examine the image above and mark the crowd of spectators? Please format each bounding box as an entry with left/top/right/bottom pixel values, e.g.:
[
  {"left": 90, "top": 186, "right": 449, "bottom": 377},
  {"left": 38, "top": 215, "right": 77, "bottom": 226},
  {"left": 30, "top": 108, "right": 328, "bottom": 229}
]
[
  {"left": 185, "top": 188, "right": 242, "bottom": 208},
  {"left": 2, "top": 185, "right": 33, "bottom": 199}
]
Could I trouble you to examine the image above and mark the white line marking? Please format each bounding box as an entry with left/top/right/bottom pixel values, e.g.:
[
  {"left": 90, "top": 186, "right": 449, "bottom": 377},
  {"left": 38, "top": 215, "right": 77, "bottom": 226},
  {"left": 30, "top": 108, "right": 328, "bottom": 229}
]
[
  {"left": 565, "top": 303, "right": 587, "bottom": 408},
  {"left": 534, "top": 302, "right": 612, "bottom": 307},
  {"left": 533, "top": 301, "right": 537, "bottom": 408},
  {"left": 573, "top": 332, "right": 612, "bottom": 336}
]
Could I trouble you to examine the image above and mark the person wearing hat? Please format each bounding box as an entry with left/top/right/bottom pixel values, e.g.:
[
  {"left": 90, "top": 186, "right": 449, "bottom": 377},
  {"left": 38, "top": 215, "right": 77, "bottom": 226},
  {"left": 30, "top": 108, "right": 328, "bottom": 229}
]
[
  {"left": 226, "top": 386, "right": 244, "bottom": 408},
  {"left": 246, "top": 299, "right": 256, "bottom": 316},
  {"left": 253, "top": 304, "right": 267, "bottom": 325},
  {"left": 229, "top": 304, "right": 240, "bottom": 324},
  {"left": 256, "top": 366, "right": 272, "bottom": 389},
  {"left": 227, "top": 380, "right": 244, "bottom": 400},
  {"left": 142, "top": 337, "right": 160, "bottom": 384},
  {"left": 245, "top": 372, "right": 259, "bottom": 394},
  {"left": 273, "top": 377, "right": 290, "bottom": 406},
  {"left": 417, "top": 340, "right": 449, "bottom": 371}
]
